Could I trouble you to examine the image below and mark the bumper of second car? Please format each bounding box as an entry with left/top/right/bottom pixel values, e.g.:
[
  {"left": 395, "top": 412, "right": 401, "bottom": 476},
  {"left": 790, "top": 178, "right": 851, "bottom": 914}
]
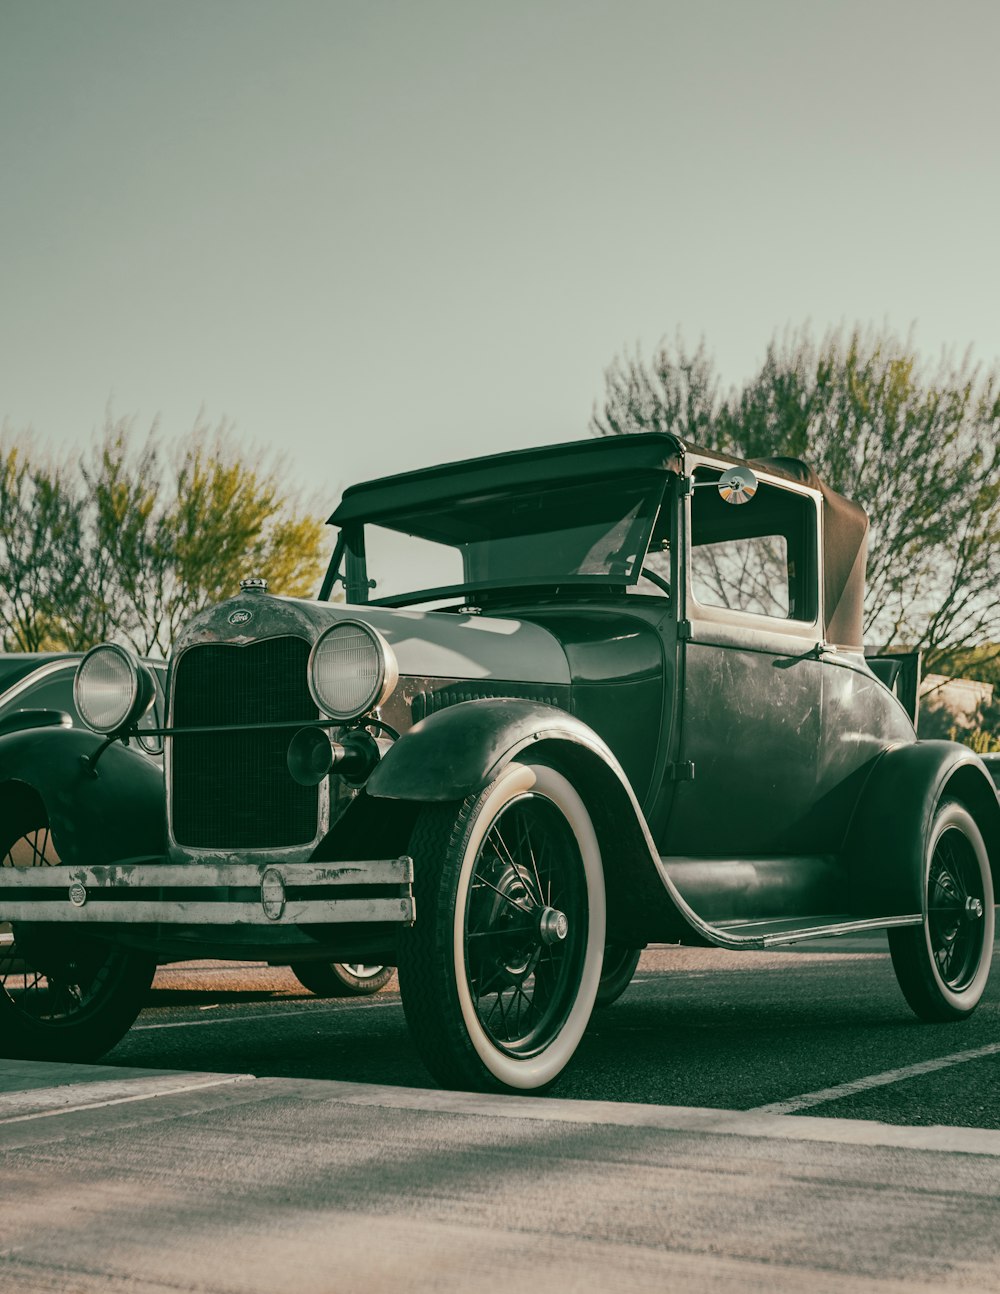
[{"left": 0, "top": 857, "right": 414, "bottom": 926}]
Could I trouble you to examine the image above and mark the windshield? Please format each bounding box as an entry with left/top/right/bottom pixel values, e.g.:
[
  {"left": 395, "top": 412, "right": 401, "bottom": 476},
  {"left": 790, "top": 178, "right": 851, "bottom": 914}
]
[{"left": 334, "top": 475, "right": 665, "bottom": 606}]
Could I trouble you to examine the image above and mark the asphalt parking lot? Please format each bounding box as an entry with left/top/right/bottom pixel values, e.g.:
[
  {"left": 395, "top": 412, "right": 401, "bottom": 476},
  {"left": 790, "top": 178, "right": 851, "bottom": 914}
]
[
  {"left": 3, "top": 937, "right": 1000, "bottom": 1292},
  {"left": 104, "top": 934, "right": 1000, "bottom": 1128}
]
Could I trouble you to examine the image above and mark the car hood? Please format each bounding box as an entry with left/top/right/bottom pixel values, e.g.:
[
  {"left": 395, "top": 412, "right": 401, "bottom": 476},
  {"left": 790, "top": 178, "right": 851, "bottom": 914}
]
[{"left": 172, "top": 594, "right": 571, "bottom": 686}]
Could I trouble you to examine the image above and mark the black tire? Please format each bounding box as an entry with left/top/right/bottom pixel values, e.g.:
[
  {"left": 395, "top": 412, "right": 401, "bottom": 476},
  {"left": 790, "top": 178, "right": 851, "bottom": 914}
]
[
  {"left": 0, "top": 810, "right": 155, "bottom": 1061},
  {"left": 595, "top": 945, "right": 643, "bottom": 1008},
  {"left": 397, "top": 760, "right": 606, "bottom": 1093},
  {"left": 289, "top": 962, "right": 393, "bottom": 997},
  {"left": 888, "top": 800, "right": 995, "bottom": 1022}
]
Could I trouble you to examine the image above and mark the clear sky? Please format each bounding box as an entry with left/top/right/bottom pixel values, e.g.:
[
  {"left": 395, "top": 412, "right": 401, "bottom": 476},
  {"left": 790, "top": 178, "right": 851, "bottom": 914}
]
[{"left": 2, "top": 1, "right": 998, "bottom": 507}]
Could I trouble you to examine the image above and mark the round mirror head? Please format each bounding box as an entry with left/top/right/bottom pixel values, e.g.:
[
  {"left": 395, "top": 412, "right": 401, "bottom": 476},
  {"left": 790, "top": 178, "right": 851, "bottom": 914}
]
[{"left": 718, "top": 466, "right": 758, "bottom": 505}]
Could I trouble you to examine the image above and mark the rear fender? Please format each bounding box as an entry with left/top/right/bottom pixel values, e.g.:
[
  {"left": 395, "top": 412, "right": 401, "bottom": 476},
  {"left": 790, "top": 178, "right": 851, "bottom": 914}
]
[
  {"left": 844, "top": 740, "right": 1000, "bottom": 916},
  {"left": 0, "top": 727, "right": 166, "bottom": 865}
]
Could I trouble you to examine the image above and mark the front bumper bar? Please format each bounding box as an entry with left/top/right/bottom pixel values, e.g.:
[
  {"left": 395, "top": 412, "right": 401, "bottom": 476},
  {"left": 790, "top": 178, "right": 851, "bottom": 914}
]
[{"left": 0, "top": 858, "right": 414, "bottom": 926}]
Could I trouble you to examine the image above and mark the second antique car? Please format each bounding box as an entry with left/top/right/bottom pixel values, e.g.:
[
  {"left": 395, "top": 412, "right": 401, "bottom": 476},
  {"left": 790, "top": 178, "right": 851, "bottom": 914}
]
[
  {"left": 0, "top": 432, "right": 997, "bottom": 1092},
  {"left": 0, "top": 655, "right": 389, "bottom": 1003}
]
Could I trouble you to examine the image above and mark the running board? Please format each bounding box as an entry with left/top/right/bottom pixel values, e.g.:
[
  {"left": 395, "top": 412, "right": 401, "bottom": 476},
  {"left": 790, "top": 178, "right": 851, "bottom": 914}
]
[{"left": 712, "top": 913, "right": 921, "bottom": 949}]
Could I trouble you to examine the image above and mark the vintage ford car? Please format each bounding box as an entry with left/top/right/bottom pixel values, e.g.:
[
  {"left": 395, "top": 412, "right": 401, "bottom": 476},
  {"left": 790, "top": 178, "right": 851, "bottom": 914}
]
[{"left": 1, "top": 433, "right": 997, "bottom": 1092}]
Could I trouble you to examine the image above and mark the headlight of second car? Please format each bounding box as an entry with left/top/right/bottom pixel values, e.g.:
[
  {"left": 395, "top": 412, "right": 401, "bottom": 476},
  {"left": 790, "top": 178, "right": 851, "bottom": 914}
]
[
  {"left": 74, "top": 644, "right": 156, "bottom": 735},
  {"left": 309, "top": 620, "right": 399, "bottom": 721}
]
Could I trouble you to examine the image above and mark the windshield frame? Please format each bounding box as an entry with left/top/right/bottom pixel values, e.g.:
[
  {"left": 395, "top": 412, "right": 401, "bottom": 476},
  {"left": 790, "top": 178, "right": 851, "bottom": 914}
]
[{"left": 321, "top": 473, "right": 673, "bottom": 608}]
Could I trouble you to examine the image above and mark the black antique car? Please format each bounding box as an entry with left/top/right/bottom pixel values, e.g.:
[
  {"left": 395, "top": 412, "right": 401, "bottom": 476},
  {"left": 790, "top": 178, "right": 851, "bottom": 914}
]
[{"left": 1, "top": 433, "right": 997, "bottom": 1093}]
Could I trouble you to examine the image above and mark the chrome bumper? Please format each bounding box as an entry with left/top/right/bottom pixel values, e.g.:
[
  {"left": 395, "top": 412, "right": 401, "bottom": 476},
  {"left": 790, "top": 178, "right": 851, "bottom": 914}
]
[{"left": 0, "top": 858, "right": 414, "bottom": 926}]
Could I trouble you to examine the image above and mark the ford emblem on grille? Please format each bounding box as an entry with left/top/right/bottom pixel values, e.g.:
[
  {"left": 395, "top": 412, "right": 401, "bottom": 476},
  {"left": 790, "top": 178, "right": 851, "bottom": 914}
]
[{"left": 228, "top": 609, "right": 253, "bottom": 625}]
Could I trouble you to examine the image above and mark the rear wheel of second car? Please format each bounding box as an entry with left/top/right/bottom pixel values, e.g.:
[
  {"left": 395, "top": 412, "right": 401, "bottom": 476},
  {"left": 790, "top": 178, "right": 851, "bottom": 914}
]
[{"left": 398, "top": 760, "right": 606, "bottom": 1093}]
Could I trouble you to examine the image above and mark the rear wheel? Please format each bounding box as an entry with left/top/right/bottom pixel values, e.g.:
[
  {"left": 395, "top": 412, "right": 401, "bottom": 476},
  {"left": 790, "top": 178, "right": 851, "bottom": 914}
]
[
  {"left": 0, "top": 809, "right": 154, "bottom": 1061},
  {"left": 289, "top": 962, "right": 393, "bottom": 997},
  {"left": 595, "top": 945, "right": 643, "bottom": 1007},
  {"left": 888, "top": 800, "right": 994, "bottom": 1022},
  {"left": 398, "top": 761, "right": 605, "bottom": 1093}
]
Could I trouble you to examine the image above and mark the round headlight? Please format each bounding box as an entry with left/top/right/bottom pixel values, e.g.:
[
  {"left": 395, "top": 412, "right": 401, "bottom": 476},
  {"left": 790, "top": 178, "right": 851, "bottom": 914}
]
[
  {"left": 309, "top": 620, "right": 399, "bottom": 721},
  {"left": 74, "top": 644, "right": 154, "bottom": 735}
]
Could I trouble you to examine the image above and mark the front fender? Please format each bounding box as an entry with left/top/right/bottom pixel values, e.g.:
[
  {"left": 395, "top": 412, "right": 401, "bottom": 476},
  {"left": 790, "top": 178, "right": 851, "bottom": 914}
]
[
  {"left": 844, "top": 740, "right": 1000, "bottom": 917},
  {"left": 367, "top": 699, "right": 622, "bottom": 802},
  {"left": 365, "top": 697, "right": 700, "bottom": 944},
  {"left": 0, "top": 727, "right": 166, "bottom": 866}
]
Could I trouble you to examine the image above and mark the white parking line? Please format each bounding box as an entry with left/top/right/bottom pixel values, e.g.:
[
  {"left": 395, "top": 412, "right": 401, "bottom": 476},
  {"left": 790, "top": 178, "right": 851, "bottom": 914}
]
[
  {"left": 0, "top": 1072, "right": 254, "bottom": 1125},
  {"left": 5, "top": 1065, "right": 1000, "bottom": 1156},
  {"left": 273, "top": 1077, "right": 1000, "bottom": 1157},
  {"left": 748, "top": 1041, "right": 1000, "bottom": 1115},
  {"left": 132, "top": 996, "right": 400, "bottom": 1031}
]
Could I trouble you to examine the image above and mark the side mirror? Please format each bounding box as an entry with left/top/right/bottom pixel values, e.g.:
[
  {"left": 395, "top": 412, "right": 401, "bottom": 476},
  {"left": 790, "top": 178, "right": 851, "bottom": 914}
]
[{"left": 717, "top": 467, "right": 758, "bottom": 505}]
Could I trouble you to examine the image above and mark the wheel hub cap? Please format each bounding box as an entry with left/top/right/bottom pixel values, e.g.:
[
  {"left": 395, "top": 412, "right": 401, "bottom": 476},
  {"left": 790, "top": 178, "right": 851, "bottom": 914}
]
[
  {"left": 964, "top": 896, "right": 984, "bottom": 921},
  {"left": 538, "top": 907, "right": 569, "bottom": 945}
]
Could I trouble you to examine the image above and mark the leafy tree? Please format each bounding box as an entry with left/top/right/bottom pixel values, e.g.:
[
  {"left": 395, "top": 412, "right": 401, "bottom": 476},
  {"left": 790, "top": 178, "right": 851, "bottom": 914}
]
[
  {"left": 0, "top": 440, "right": 86, "bottom": 651},
  {"left": 593, "top": 328, "right": 1000, "bottom": 672},
  {"left": 0, "top": 414, "right": 329, "bottom": 657}
]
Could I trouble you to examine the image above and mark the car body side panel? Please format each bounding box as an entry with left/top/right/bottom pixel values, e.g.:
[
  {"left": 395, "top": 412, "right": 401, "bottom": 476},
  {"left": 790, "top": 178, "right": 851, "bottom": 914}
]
[
  {"left": 513, "top": 608, "right": 669, "bottom": 808},
  {"left": 0, "top": 727, "right": 166, "bottom": 865},
  {"left": 813, "top": 653, "right": 917, "bottom": 852},
  {"left": 664, "top": 630, "right": 825, "bottom": 855}
]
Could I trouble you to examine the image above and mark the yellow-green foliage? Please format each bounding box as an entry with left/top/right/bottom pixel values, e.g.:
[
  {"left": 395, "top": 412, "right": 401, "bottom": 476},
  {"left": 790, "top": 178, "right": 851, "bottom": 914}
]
[{"left": 0, "top": 414, "right": 331, "bottom": 656}]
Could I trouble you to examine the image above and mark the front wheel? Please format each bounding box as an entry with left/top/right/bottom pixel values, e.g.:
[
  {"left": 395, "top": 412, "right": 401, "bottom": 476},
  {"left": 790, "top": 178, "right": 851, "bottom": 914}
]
[
  {"left": 888, "top": 800, "right": 995, "bottom": 1022},
  {"left": 398, "top": 761, "right": 606, "bottom": 1093},
  {"left": 1, "top": 813, "right": 155, "bottom": 1061},
  {"left": 289, "top": 962, "right": 393, "bottom": 997}
]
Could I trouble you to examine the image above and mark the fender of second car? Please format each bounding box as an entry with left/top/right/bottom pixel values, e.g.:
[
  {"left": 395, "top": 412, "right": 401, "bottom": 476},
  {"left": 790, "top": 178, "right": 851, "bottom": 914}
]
[
  {"left": 843, "top": 738, "right": 1000, "bottom": 918},
  {"left": 0, "top": 726, "right": 166, "bottom": 867}
]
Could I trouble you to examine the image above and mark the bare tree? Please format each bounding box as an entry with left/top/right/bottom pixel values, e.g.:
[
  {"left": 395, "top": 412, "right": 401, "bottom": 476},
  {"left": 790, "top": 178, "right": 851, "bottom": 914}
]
[{"left": 593, "top": 327, "right": 1000, "bottom": 673}]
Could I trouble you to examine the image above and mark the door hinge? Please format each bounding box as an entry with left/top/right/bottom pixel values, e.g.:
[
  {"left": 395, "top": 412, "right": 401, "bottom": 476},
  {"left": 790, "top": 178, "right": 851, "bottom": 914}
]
[
  {"left": 669, "top": 761, "right": 696, "bottom": 782},
  {"left": 677, "top": 619, "right": 692, "bottom": 641}
]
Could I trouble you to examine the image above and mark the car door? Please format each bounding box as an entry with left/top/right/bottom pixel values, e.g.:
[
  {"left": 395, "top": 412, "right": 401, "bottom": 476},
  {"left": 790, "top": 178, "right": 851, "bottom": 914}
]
[{"left": 662, "top": 463, "right": 828, "bottom": 857}]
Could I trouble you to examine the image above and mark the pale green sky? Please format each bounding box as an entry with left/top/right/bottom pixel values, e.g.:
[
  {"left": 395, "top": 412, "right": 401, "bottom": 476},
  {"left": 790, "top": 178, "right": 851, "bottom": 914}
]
[{"left": 2, "top": 1, "right": 998, "bottom": 504}]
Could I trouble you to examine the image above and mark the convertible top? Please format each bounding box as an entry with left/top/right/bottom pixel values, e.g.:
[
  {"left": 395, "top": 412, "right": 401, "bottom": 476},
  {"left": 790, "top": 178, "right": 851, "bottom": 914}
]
[
  {"left": 329, "top": 433, "right": 869, "bottom": 648},
  {"left": 753, "top": 455, "right": 869, "bottom": 649},
  {"left": 329, "top": 432, "right": 686, "bottom": 525}
]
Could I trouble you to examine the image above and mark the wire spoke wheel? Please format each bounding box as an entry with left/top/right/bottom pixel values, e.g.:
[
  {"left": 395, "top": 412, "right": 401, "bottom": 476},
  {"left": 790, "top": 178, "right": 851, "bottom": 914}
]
[
  {"left": 465, "top": 794, "right": 587, "bottom": 1059},
  {"left": 0, "top": 935, "right": 121, "bottom": 1027},
  {"left": 0, "top": 808, "right": 154, "bottom": 1060},
  {"left": 399, "top": 760, "right": 605, "bottom": 1093},
  {"left": 927, "top": 829, "right": 985, "bottom": 992},
  {"left": 289, "top": 960, "right": 393, "bottom": 997},
  {"left": 889, "top": 799, "right": 994, "bottom": 1022}
]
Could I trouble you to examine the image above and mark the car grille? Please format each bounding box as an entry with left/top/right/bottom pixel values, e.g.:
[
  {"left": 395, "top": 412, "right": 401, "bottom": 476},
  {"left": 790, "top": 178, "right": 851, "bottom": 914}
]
[{"left": 170, "top": 636, "right": 319, "bottom": 849}]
